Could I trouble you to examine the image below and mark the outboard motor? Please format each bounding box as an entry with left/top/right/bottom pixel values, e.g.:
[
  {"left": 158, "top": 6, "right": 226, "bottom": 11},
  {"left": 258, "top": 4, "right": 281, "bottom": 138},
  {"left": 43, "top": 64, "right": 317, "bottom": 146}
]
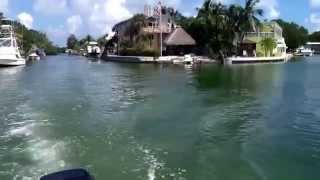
[{"left": 40, "top": 169, "right": 94, "bottom": 180}]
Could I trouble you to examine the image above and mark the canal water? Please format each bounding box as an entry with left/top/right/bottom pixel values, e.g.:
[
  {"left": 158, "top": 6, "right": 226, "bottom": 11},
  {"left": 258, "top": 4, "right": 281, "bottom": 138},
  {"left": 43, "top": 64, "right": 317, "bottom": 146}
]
[{"left": 0, "top": 55, "right": 320, "bottom": 180}]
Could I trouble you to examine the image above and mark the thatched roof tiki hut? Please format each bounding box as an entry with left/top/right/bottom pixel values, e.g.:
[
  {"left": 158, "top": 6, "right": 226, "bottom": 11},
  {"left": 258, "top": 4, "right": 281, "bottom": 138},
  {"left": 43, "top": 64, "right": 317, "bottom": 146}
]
[{"left": 164, "top": 27, "right": 196, "bottom": 55}]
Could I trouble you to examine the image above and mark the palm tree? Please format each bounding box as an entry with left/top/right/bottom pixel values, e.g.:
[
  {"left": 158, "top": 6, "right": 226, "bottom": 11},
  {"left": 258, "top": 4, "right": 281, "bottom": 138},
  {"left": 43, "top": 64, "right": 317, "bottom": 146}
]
[
  {"left": 85, "top": 35, "right": 93, "bottom": 43},
  {"left": 222, "top": 0, "right": 263, "bottom": 56},
  {"left": 197, "top": 0, "right": 228, "bottom": 59},
  {"left": 260, "top": 38, "right": 276, "bottom": 57},
  {"left": 124, "top": 14, "right": 146, "bottom": 46},
  {"left": 243, "top": 0, "right": 263, "bottom": 30}
]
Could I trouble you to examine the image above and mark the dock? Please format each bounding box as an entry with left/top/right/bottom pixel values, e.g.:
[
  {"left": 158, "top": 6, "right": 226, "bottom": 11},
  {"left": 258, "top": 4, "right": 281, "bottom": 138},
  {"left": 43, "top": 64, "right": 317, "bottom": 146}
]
[{"left": 101, "top": 55, "right": 217, "bottom": 64}]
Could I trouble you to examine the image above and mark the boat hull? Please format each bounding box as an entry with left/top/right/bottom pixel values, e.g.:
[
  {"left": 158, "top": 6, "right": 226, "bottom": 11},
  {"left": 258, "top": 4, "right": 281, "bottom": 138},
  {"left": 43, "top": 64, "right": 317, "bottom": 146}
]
[
  {"left": 28, "top": 56, "right": 40, "bottom": 61},
  {"left": 0, "top": 58, "right": 26, "bottom": 66},
  {"left": 225, "top": 55, "right": 290, "bottom": 65},
  {"left": 86, "top": 52, "right": 100, "bottom": 58}
]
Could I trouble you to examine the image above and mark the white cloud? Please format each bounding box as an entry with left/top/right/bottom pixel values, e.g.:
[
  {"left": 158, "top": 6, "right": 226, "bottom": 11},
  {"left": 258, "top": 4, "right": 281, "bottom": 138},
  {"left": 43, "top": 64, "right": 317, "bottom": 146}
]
[
  {"left": 34, "top": 0, "right": 67, "bottom": 15},
  {"left": 309, "top": 12, "right": 320, "bottom": 31},
  {"left": 0, "top": 0, "right": 8, "bottom": 13},
  {"left": 17, "top": 12, "right": 34, "bottom": 29},
  {"left": 309, "top": 0, "right": 320, "bottom": 31},
  {"left": 258, "top": 0, "right": 280, "bottom": 19},
  {"left": 67, "top": 15, "right": 83, "bottom": 34},
  {"left": 40, "top": 0, "right": 184, "bottom": 45},
  {"left": 69, "top": 0, "right": 132, "bottom": 36},
  {"left": 310, "top": 0, "right": 320, "bottom": 9}
]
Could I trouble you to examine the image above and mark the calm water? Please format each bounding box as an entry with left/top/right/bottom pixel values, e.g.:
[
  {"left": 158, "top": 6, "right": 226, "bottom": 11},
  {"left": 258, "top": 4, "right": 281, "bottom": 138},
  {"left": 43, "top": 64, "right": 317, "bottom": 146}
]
[{"left": 0, "top": 55, "right": 320, "bottom": 180}]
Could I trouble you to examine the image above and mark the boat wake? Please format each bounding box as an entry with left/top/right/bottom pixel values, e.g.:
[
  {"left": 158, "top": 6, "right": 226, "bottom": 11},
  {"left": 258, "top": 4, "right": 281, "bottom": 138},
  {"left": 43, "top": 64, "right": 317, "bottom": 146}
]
[
  {"left": 1, "top": 102, "right": 67, "bottom": 179},
  {"left": 139, "top": 147, "right": 163, "bottom": 180}
]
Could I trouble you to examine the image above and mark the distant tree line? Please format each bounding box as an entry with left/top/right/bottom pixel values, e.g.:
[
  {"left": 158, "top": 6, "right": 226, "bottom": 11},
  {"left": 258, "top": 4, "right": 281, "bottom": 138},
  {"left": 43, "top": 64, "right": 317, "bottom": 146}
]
[
  {"left": 14, "top": 21, "right": 60, "bottom": 55},
  {"left": 66, "top": 34, "right": 107, "bottom": 50},
  {"left": 274, "top": 19, "right": 308, "bottom": 51}
]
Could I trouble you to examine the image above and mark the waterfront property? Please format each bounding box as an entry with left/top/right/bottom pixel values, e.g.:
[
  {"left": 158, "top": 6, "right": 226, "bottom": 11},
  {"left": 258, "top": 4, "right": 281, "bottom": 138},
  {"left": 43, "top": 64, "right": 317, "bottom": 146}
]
[
  {"left": 240, "top": 21, "right": 287, "bottom": 57},
  {"left": 226, "top": 21, "right": 290, "bottom": 64},
  {"left": 111, "top": 5, "right": 196, "bottom": 56}
]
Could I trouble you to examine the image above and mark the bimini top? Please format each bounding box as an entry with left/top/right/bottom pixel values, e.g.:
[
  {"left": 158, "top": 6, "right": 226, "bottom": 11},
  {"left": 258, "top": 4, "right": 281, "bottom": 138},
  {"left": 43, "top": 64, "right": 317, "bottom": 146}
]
[{"left": 165, "top": 27, "right": 196, "bottom": 46}]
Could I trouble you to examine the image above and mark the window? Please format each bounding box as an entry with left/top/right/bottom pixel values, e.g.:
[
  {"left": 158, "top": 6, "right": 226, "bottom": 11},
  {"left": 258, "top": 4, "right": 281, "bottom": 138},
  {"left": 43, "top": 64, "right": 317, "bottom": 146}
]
[{"left": 0, "top": 39, "right": 12, "bottom": 47}]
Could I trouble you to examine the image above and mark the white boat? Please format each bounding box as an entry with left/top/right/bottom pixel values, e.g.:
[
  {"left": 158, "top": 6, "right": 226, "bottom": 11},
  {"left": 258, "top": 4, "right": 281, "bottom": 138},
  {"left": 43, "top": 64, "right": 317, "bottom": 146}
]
[
  {"left": 28, "top": 52, "right": 40, "bottom": 61},
  {"left": 86, "top": 41, "right": 101, "bottom": 58},
  {"left": 225, "top": 54, "right": 290, "bottom": 65},
  {"left": 295, "top": 47, "right": 314, "bottom": 57},
  {"left": 184, "top": 54, "right": 194, "bottom": 65},
  {"left": 0, "top": 21, "right": 25, "bottom": 66}
]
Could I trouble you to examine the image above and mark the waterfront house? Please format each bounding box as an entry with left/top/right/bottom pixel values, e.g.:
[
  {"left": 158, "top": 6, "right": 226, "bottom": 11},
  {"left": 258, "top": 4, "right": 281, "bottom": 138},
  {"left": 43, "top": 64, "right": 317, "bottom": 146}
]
[
  {"left": 240, "top": 21, "right": 287, "bottom": 57},
  {"left": 112, "top": 5, "right": 196, "bottom": 56}
]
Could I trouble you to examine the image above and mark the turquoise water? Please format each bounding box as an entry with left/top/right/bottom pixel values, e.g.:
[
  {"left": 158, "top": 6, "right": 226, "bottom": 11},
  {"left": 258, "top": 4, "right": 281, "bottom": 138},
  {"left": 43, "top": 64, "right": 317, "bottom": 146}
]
[{"left": 0, "top": 55, "right": 320, "bottom": 180}]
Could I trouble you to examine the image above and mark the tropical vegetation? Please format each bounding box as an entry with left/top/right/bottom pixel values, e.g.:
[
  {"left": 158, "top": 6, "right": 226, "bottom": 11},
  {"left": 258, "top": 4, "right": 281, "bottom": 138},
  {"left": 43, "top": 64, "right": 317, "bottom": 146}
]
[
  {"left": 174, "top": 0, "right": 264, "bottom": 61},
  {"left": 0, "top": 12, "right": 60, "bottom": 55},
  {"left": 66, "top": 33, "right": 109, "bottom": 52},
  {"left": 14, "top": 21, "right": 60, "bottom": 55},
  {"left": 309, "top": 31, "right": 320, "bottom": 42},
  {"left": 275, "top": 19, "right": 308, "bottom": 50},
  {"left": 260, "top": 38, "right": 276, "bottom": 57},
  {"left": 115, "top": 14, "right": 159, "bottom": 56}
]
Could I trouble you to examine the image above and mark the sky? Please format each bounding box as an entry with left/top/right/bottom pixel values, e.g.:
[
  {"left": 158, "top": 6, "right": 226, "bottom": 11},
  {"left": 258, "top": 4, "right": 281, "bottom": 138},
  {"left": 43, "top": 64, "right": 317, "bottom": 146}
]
[{"left": 1, "top": 0, "right": 318, "bottom": 46}]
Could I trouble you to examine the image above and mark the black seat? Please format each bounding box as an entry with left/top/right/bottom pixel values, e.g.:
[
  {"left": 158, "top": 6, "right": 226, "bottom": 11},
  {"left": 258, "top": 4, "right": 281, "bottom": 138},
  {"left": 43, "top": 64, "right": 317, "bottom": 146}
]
[{"left": 40, "top": 169, "right": 93, "bottom": 180}]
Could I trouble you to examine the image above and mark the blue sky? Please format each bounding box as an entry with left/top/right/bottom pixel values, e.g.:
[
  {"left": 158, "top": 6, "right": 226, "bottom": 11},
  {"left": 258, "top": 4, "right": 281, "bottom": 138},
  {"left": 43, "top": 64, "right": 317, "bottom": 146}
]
[{"left": 1, "top": 0, "right": 318, "bottom": 46}]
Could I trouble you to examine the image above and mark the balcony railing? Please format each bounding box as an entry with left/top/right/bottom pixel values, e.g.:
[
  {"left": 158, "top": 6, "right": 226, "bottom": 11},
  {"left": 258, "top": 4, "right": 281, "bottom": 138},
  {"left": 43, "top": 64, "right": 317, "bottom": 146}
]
[
  {"left": 244, "top": 32, "right": 275, "bottom": 39},
  {"left": 143, "top": 26, "right": 172, "bottom": 34}
]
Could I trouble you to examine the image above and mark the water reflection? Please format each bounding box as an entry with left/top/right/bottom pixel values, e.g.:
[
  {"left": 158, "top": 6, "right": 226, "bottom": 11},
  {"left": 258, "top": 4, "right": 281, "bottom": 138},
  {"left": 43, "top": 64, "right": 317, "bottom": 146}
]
[{"left": 0, "top": 66, "right": 24, "bottom": 75}]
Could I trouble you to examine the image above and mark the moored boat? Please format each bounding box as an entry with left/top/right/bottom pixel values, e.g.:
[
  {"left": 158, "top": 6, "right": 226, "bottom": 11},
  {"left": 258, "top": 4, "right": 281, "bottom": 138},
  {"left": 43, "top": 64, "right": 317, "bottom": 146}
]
[
  {"left": 86, "top": 41, "right": 101, "bottom": 58},
  {"left": 0, "top": 19, "right": 25, "bottom": 66},
  {"left": 28, "top": 52, "right": 40, "bottom": 61},
  {"left": 295, "top": 47, "right": 314, "bottom": 57}
]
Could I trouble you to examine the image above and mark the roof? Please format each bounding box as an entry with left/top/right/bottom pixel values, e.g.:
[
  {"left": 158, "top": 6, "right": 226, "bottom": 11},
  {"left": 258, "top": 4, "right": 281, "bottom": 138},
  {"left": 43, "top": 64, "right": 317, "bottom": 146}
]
[
  {"left": 241, "top": 39, "right": 256, "bottom": 44},
  {"left": 165, "top": 27, "right": 196, "bottom": 46}
]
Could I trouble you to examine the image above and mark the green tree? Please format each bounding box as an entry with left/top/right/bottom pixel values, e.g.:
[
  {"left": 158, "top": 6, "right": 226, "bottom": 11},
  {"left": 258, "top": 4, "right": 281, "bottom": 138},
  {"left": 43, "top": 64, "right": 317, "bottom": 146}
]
[
  {"left": 275, "top": 19, "right": 308, "bottom": 50},
  {"left": 185, "top": 0, "right": 263, "bottom": 61},
  {"left": 309, "top": 31, "right": 320, "bottom": 42},
  {"left": 0, "top": 12, "right": 3, "bottom": 27},
  {"left": 124, "top": 14, "right": 147, "bottom": 46},
  {"left": 14, "top": 21, "right": 59, "bottom": 55},
  {"left": 260, "top": 38, "right": 276, "bottom": 57},
  {"left": 97, "top": 34, "right": 108, "bottom": 47},
  {"left": 85, "top": 35, "right": 93, "bottom": 43},
  {"left": 67, "top": 34, "right": 78, "bottom": 49}
]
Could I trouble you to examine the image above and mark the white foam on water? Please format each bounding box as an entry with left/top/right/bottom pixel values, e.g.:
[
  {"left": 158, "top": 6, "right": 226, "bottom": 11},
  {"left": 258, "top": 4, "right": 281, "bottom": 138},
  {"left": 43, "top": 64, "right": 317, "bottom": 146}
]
[
  {"left": 5, "top": 102, "right": 68, "bottom": 179},
  {"left": 148, "top": 164, "right": 156, "bottom": 180},
  {"left": 8, "top": 124, "right": 34, "bottom": 137},
  {"left": 137, "top": 146, "right": 164, "bottom": 180}
]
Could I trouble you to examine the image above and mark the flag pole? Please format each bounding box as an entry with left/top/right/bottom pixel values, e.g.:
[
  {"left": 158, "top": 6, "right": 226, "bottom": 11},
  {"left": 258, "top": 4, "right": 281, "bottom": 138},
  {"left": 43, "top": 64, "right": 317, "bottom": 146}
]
[{"left": 159, "top": 0, "right": 163, "bottom": 57}]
